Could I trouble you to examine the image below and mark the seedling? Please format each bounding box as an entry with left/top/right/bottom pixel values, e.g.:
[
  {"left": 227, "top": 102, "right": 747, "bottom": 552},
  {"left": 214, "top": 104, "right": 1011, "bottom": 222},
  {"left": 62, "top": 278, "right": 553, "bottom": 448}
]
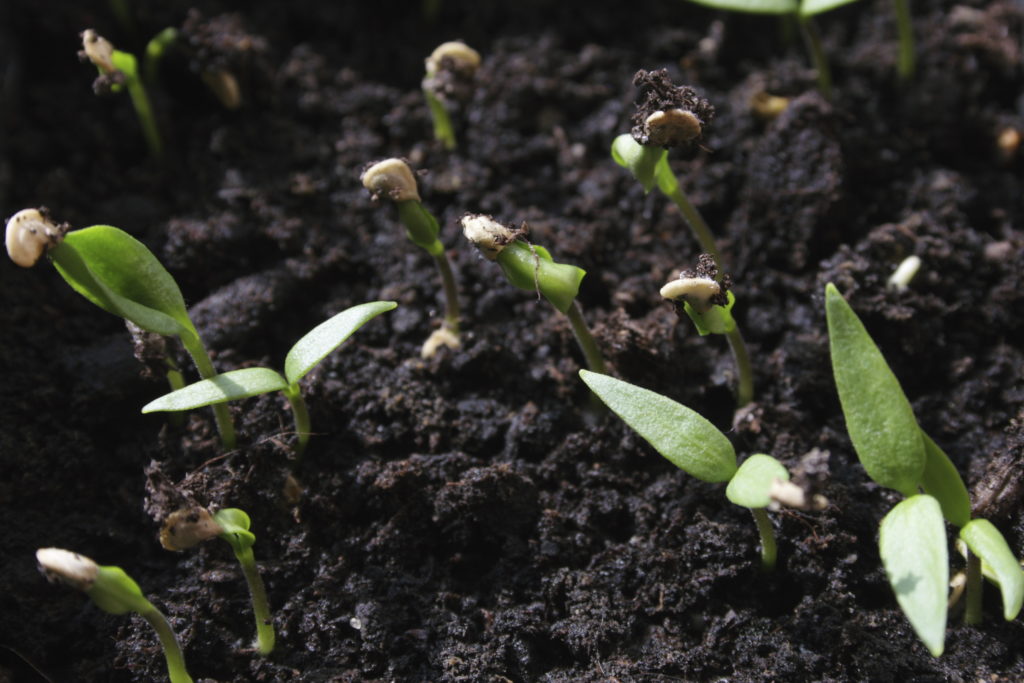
[
  {"left": 580, "top": 370, "right": 818, "bottom": 570},
  {"left": 5, "top": 208, "right": 236, "bottom": 448},
  {"left": 361, "top": 158, "right": 460, "bottom": 357},
  {"left": 80, "top": 29, "right": 163, "bottom": 159},
  {"left": 422, "top": 41, "right": 481, "bottom": 150},
  {"left": 660, "top": 255, "right": 754, "bottom": 407},
  {"left": 161, "top": 507, "right": 275, "bottom": 655},
  {"left": 462, "top": 213, "right": 607, "bottom": 375},
  {"left": 142, "top": 301, "right": 397, "bottom": 456},
  {"left": 612, "top": 69, "right": 722, "bottom": 269},
  {"left": 826, "top": 282, "right": 1023, "bottom": 656},
  {"left": 36, "top": 548, "right": 193, "bottom": 683}
]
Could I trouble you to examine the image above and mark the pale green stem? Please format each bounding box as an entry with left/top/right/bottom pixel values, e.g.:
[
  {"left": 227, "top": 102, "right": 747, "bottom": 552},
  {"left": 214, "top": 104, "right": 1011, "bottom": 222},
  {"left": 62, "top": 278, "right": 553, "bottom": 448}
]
[
  {"left": 424, "top": 89, "right": 456, "bottom": 150},
  {"left": 432, "top": 251, "right": 461, "bottom": 334},
  {"left": 124, "top": 75, "right": 163, "bottom": 160},
  {"left": 233, "top": 546, "right": 275, "bottom": 655},
  {"left": 165, "top": 363, "right": 186, "bottom": 428},
  {"left": 797, "top": 15, "right": 832, "bottom": 99},
  {"left": 139, "top": 605, "right": 193, "bottom": 683},
  {"left": 893, "top": 0, "right": 915, "bottom": 80},
  {"left": 725, "top": 326, "right": 754, "bottom": 408},
  {"left": 965, "top": 551, "right": 983, "bottom": 625},
  {"left": 661, "top": 184, "right": 723, "bottom": 273},
  {"left": 565, "top": 301, "right": 606, "bottom": 375},
  {"left": 179, "top": 332, "right": 236, "bottom": 450},
  {"left": 283, "top": 384, "right": 311, "bottom": 458},
  {"left": 752, "top": 508, "right": 778, "bottom": 571}
]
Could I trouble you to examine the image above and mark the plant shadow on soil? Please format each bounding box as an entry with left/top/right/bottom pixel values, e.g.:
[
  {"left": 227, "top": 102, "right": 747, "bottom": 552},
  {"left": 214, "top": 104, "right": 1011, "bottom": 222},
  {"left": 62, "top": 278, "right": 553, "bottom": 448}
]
[{"left": 1, "top": 0, "right": 1022, "bottom": 680}]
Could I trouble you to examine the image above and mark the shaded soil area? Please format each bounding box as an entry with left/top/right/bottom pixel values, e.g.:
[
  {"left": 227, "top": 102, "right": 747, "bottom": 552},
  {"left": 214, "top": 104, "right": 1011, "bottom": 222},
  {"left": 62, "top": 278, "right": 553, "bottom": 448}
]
[{"left": 2, "top": 0, "right": 1023, "bottom": 680}]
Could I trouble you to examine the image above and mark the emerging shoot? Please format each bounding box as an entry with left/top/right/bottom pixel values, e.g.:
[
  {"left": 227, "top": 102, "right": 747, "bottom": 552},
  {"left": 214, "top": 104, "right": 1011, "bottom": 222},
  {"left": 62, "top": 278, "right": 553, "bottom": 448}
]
[
  {"left": 80, "top": 29, "right": 163, "bottom": 159},
  {"left": 161, "top": 507, "right": 275, "bottom": 655},
  {"left": 463, "top": 214, "right": 606, "bottom": 376},
  {"left": 143, "top": 301, "right": 397, "bottom": 457},
  {"left": 660, "top": 255, "right": 754, "bottom": 407},
  {"left": 362, "top": 159, "right": 460, "bottom": 357},
  {"left": 6, "top": 208, "right": 236, "bottom": 449},
  {"left": 422, "top": 41, "right": 481, "bottom": 150},
  {"left": 36, "top": 548, "right": 193, "bottom": 683}
]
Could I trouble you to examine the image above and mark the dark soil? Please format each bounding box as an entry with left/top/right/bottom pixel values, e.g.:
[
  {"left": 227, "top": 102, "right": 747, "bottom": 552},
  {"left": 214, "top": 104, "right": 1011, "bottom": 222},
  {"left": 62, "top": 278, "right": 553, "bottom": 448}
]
[{"left": 2, "top": 0, "right": 1023, "bottom": 681}]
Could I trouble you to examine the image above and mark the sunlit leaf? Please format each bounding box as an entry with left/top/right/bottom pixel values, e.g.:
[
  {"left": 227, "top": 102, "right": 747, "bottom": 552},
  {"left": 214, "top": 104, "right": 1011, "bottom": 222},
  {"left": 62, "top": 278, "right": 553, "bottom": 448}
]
[
  {"left": 284, "top": 301, "right": 397, "bottom": 385},
  {"left": 142, "top": 367, "right": 287, "bottom": 413},
  {"left": 960, "top": 519, "right": 1024, "bottom": 620},
  {"left": 726, "top": 453, "right": 789, "bottom": 508}
]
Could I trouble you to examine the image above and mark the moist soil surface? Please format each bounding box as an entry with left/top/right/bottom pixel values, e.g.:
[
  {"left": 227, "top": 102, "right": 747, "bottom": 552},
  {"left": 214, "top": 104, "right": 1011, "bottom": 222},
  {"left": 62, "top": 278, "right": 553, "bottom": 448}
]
[{"left": 2, "top": 0, "right": 1023, "bottom": 681}]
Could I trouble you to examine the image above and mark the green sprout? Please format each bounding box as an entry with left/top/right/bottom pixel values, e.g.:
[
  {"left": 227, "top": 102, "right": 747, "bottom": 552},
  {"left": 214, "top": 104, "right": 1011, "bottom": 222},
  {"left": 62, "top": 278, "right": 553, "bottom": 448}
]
[
  {"left": 5, "top": 208, "right": 236, "bottom": 449},
  {"left": 80, "top": 29, "right": 163, "bottom": 159},
  {"left": 160, "top": 507, "right": 275, "bottom": 655},
  {"left": 142, "top": 301, "right": 396, "bottom": 457},
  {"left": 462, "top": 213, "right": 607, "bottom": 376},
  {"left": 660, "top": 255, "right": 754, "bottom": 407},
  {"left": 36, "top": 548, "right": 193, "bottom": 683},
  {"left": 422, "top": 41, "right": 481, "bottom": 150},
  {"left": 362, "top": 158, "right": 460, "bottom": 357},
  {"left": 826, "top": 282, "right": 1023, "bottom": 656},
  {"left": 580, "top": 370, "right": 821, "bottom": 570}
]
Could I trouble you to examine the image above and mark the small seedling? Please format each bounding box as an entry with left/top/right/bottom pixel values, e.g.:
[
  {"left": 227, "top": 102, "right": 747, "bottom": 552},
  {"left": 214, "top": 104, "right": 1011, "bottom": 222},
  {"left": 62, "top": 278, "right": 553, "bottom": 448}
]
[
  {"left": 612, "top": 70, "right": 722, "bottom": 269},
  {"left": 5, "top": 208, "right": 236, "bottom": 448},
  {"left": 462, "top": 213, "right": 607, "bottom": 375},
  {"left": 142, "top": 301, "right": 396, "bottom": 456},
  {"left": 161, "top": 507, "right": 275, "bottom": 655},
  {"left": 36, "top": 548, "right": 193, "bottom": 683},
  {"left": 886, "top": 254, "right": 922, "bottom": 292},
  {"left": 660, "top": 255, "right": 754, "bottom": 407},
  {"left": 826, "top": 282, "right": 1023, "bottom": 656},
  {"left": 80, "top": 29, "right": 163, "bottom": 159},
  {"left": 362, "top": 158, "right": 460, "bottom": 357},
  {"left": 422, "top": 41, "right": 481, "bottom": 150},
  {"left": 580, "top": 370, "right": 819, "bottom": 570}
]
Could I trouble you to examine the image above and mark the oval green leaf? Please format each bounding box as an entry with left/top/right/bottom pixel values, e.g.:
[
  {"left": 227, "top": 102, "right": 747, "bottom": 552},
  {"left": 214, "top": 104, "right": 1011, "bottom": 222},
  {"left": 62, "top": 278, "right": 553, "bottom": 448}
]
[
  {"left": 51, "top": 226, "right": 193, "bottom": 337},
  {"left": 919, "top": 432, "right": 971, "bottom": 528},
  {"left": 213, "top": 508, "right": 256, "bottom": 554},
  {"left": 579, "top": 370, "right": 737, "bottom": 482},
  {"left": 726, "top": 454, "right": 790, "bottom": 509},
  {"left": 497, "top": 242, "right": 585, "bottom": 314},
  {"left": 284, "top": 301, "right": 397, "bottom": 385},
  {"left": 879, "top": 495, "right": 948, "bottom": 657},
  {"left": 682, "top": 0, "right": 799, "bottom": 14},
  {"left": 960, "top": 519, "right": 1024, "bottom": 620},
  {"left": 825, "top": 283, "right": 925, "bottom": 496},
  {"left": 142, "top": 367, "right": 287, "bottom": 413},
  {"left": 89, "top": 566, "right": 149, "bottom": 616}
]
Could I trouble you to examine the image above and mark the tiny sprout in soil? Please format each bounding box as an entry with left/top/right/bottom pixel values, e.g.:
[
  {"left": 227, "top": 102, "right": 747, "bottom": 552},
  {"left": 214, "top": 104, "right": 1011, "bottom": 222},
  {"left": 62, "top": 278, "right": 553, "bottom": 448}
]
[
  {"left": 826, "top": 283, "right": 1024, "bottom": 656},
  {"left": 422, "top": 41, "right": 481, "bottom": 150},
  {"left": 161, "top": 507, "right": 275, "bottom": 655},
  {"left": 5, "top": 208, "right": 236, "bottom": 449},
  {"left": 362, "top": 158, "right": 460, "bottom": 357},
  {"left": 143, "top": 301, "right": 397, "bottom": 457},
  {"left": 579, "top": 370, "right": 818, "bottom": 570},
  {"left": 36, "top": 548, "right": 193, "bottom": 683},
  {"left": 80, "top": 29, "right": 163, "bottom": 159},
  {"left": 462, "top": 213, "right": 607, "bottom": 376}
]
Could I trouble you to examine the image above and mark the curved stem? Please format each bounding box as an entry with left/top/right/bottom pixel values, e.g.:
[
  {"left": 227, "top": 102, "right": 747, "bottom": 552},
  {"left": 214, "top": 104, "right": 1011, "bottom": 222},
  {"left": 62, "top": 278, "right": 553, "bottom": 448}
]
[
  {"left": 179, "top": 332, "right": 236, "bottom": 450},
  {"left": 662, "top": 185, "right": 723, "bottom": 272},
  {"left": 139, "top": 605, "right": 193, "bottom": 683},
  {"left": 893, "top": 0, "right": 915, "bottom": 80},
  {"left": 965, "top": 550, "right": 983, "bottom": 625},
  {"left": 565, "top": 302, "right": 606, "bottom": 375},
  {"left": 725, "top": 326, "right": 754, "bottom": 408},
  {"left": 751, "top": 508, "right": 778, "bottom": 571},
  {"left": 234, "top": 546, "right": 276, "bottom": 655},
  {"left": 797, "top": 15, "right": 832, "bottom": 99},
  {"left": 432, "top": 251, "right": 461, "bottom": 335}
]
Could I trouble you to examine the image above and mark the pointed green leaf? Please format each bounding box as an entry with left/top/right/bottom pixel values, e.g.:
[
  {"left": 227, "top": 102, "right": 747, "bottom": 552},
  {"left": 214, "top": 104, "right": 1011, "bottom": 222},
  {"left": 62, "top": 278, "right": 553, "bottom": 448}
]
[
  {"left": 726, "top": 454, "right": 790, "bottom": 509},
  {"left": 960, "top": 519, "right": 1024, "bottom": 620},
  {"left": 284, "top": 301, "right": 397, "bottom": 385},
  {"left": 799, "top": 0, "right": 860, "bottom": 17},
  {"left": 681, "top": 0, "right": 799, "bottom": 14},
  {"left": 879, "top": 495, "right": 948, "bottom": 657},
  {"left": 142, "top": 367, "right": 287, "bottom": 413},
  {"left": 50, "top": 227, "right": 193, "bottom": 337},
  {"left": 579, "top": 370, "right": 737, "bottom": 482},
  {"left": 496, "top": 242, "right": 585, "bottom": 314},
  {"left": 919, "top": 432, "right": 971, "bottom": 528},
  {"left": 825, "top": 283, "right": 925, "bottom": 496}
]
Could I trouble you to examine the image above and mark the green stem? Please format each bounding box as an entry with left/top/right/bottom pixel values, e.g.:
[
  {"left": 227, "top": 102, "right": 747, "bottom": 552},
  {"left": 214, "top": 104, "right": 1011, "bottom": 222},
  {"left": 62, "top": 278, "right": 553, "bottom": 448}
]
[
  {"left": 284, "top": 385, "right": 311, "bottom": 457},
  {"left": 752, "top": 508, "right": 778, "bottom": 571},
  {"left": 234, "top": 546, "right": 276, "bottom": 655},
  {"left": 424, "top": 89, "right": 456, "bottom": 150},
  {"left": 432, "top": 251, "right": 461, "bottom": 334},
  {"left": 965, "top": 550, "right": 983, "bottom": 625},
  {"left": 179, "top": 332, "right": 236, "bottom": 450},
  {"left": 893, "top": 0, "right": 915, "bottom": 80},
  {"left": 725, "top": 326, "right": 754, "bottom": 408},
  {"left": 565, "top": 301, "right": 606, "bottom": 375},
  {"left": 797, "top": 15, "right": 832, "bottom": 99},
  {"left": 662, "top": 185, "right": 723, "bottom": 273},
  {"left": 123, "top": 71, "right": 163, "bottom": 160},
  {"left": 139, "top": 605, "right": 193, "bottom": 683},
  {"left": 165, "top": 364, "right": 186, "bottom": 428}
]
